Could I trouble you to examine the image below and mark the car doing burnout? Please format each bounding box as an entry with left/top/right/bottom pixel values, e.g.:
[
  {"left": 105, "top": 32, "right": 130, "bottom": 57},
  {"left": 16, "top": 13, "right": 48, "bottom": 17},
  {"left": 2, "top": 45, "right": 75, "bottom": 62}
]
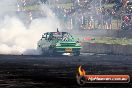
[{"left": 37, "top": 30, "right": 82, "bottom": 56}]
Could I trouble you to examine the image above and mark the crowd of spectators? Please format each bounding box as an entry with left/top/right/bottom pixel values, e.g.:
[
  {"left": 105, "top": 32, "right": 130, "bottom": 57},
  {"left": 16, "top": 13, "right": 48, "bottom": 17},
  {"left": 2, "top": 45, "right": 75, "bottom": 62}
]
[
  {"left": 55, "top": 0, "right": 118, "bottom": 30},
  {"left": 20, "top": 0, "right": 132, "bottom": 30},
  {"left": 74, "top": 0, "right": 131, "bottom": 30}
]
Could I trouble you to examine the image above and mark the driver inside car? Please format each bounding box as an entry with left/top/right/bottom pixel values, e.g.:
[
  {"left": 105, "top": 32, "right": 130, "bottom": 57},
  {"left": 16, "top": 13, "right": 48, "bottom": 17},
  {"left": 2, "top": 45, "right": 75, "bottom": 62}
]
[{"left": 62, "top": 34, "right": 69, "bottom": 41}]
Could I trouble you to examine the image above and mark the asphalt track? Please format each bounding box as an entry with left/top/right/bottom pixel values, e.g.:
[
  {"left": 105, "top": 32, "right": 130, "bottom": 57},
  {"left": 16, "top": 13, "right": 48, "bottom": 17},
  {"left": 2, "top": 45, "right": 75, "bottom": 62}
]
[{"left": 0, "top": 54, "right": 132, "bottom": 88}]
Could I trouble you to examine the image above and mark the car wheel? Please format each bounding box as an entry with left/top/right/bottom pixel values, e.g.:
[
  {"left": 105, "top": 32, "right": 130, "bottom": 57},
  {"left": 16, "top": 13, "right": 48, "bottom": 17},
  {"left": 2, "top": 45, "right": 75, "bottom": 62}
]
[{"left": 74, "top": 51, "right": 80, "bottom": 56}]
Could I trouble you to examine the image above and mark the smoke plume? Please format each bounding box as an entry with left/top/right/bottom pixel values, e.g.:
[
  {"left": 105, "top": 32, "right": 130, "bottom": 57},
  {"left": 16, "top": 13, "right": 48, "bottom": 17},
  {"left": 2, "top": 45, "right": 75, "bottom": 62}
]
[{"left": 0, "top": 0, "right": 61, "bottom": 55}]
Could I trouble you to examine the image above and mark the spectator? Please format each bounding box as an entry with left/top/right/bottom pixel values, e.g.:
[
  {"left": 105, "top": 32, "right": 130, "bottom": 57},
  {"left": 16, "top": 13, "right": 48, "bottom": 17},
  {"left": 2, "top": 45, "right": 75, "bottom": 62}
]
[
  {"left": 123, "top": 15, "right": 131, "bottom": 23},
  {"left": 105, "top": 9, "right": 112, "bottom": 29},
  {"left": 97, "top": 8, "right": 103, "bottom": 29}
]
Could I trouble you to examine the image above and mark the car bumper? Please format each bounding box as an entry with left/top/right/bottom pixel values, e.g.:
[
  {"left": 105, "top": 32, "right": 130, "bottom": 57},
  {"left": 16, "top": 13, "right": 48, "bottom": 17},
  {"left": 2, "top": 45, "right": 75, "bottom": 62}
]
[{"left": 54, "top": 47, "right": 82, "bottom": 53}]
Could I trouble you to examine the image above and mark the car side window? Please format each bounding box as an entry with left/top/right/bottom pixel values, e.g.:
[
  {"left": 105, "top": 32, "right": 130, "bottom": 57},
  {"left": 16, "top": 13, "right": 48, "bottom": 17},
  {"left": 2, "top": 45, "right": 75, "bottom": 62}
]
[{"left": 42, "top": 33, "right": 46, "bottom": 39}]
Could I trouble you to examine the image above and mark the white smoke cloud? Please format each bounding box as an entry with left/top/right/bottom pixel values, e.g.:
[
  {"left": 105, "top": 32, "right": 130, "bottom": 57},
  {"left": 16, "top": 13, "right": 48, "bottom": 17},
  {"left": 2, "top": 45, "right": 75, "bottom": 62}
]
[
  {"left": 0, "top": 0, "right": 16, "bottom": 14},
  {"left": 0, "top": 0, "right": 61, "bottom": 55}
]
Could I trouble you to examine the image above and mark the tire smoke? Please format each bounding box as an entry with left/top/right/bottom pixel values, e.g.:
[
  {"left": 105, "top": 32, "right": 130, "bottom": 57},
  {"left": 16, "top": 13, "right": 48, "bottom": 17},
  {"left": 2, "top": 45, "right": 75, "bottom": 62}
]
[{"left": 0, "top": 0, "right": 61, "bottom": 55}]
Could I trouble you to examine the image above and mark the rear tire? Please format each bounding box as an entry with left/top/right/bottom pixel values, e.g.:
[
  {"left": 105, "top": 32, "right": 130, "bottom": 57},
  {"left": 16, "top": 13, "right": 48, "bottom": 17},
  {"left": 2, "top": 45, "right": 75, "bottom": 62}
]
[
  {"left": 74, "top": 51, "right": 80, "bottom": 56},
  {"left": 40, "top": 48, "right": 53, "bottom": 56},
  {"left": 48, "top": 49, "right": 54, "bottom": 56}
]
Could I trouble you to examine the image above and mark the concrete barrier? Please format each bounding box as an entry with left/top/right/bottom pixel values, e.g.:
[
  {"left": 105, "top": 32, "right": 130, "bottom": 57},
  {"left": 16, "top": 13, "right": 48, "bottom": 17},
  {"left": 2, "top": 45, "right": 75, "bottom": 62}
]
[{"left": 81, "top": 43, "right": 132, "bottom": 55}]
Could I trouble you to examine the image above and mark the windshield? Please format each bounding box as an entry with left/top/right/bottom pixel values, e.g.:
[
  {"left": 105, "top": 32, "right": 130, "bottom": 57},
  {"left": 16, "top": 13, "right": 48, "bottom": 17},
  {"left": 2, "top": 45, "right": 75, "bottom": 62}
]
[{"left": 51, "top": 32, "right": 75, "bottom": 42}]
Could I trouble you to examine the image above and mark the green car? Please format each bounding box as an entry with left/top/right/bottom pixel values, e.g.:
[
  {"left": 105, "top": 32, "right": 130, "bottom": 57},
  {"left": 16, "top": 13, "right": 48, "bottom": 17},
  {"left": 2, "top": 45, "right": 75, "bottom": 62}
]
[{"left": 37, "top": 30, "right": 82, "bottom": 56}]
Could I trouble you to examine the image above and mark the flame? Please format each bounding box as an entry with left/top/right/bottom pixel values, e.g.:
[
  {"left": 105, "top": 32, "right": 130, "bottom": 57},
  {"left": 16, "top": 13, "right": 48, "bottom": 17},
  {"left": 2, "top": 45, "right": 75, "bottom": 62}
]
[{"left": 78, "top": 66, "right": 86, "bottom": 76}]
